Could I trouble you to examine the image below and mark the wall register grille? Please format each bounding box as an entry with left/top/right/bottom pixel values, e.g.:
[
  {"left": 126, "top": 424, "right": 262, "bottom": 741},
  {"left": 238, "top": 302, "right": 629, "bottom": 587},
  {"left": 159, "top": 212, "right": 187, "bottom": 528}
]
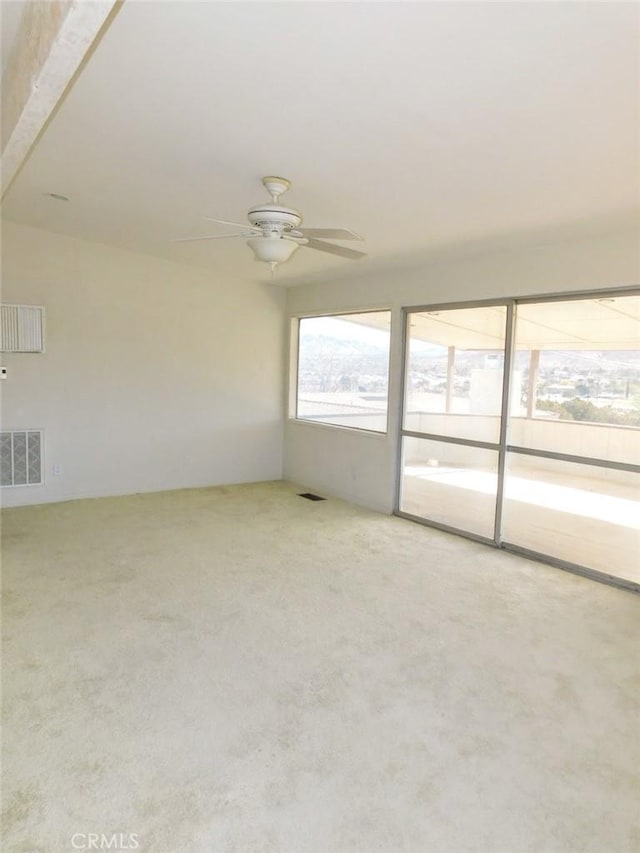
[
  {"left": 0, "top": 304, "right": 45, "bottom": 352},
  {"left": 0, "top": 431, "right": 43, "bottom": 486}
]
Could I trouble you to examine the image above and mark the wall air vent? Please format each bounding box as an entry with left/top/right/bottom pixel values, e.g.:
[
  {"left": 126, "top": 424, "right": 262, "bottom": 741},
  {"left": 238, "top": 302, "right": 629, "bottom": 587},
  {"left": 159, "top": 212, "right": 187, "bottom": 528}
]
[
  {"left": 0, "top": 304, "right": 45, "bottom": 352},
  {"left": 0, "top": 431, "right": 43, "bottom": 486}
]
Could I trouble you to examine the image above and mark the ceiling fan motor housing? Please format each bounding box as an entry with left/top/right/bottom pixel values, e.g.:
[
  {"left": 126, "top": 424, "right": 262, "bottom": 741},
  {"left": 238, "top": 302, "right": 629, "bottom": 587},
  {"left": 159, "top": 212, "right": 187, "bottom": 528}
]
[{"left": 247, "top": 204, "right": 302, "bottom": 233}]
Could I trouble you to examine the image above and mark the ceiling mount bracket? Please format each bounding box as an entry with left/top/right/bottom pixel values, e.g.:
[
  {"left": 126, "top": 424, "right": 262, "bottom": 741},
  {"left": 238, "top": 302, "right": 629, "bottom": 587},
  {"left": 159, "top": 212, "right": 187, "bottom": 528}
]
[{"left": 262, "top": 176, "right": 291, "bottom": 203}]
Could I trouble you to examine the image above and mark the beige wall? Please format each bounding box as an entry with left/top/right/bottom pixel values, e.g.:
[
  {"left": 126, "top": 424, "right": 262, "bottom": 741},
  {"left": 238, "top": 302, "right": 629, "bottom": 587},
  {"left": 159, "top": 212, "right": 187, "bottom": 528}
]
[
  {"left": 0, "top": 221, "right": 286, "bottom": 506},
  {"left": 3, "top": 222, "right": 637, "bottom": 511},
  {"left": 284, "top": 226, "right": 640, "bottom": 512}
]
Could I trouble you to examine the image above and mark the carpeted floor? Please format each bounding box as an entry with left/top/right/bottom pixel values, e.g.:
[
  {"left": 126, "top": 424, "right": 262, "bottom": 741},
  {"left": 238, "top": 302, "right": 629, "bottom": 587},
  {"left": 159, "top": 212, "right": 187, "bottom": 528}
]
[{"left": 2, "top": 481, "right": 639, "bottom": 852}]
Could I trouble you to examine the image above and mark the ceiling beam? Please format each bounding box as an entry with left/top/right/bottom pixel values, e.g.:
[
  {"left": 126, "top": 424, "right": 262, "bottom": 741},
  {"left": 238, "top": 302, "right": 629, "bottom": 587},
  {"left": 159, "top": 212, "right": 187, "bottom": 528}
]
[{"left": 1, "top": 0, "right": 121, "bottom": 198}]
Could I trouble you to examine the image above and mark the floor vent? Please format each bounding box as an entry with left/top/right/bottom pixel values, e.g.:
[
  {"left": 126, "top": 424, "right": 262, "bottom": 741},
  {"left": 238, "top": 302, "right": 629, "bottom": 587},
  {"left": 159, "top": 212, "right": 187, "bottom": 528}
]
[
  {"left": 298, "top": 492, "right": 326, "bottom": 501},
  {"left": 0, "top": 430, "right": 43, "bottom": 486}
]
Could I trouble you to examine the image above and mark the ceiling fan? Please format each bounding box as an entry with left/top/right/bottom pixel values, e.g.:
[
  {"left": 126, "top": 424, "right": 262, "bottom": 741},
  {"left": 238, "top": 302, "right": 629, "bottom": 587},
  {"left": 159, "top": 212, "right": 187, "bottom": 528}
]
[{"left": 174, "top": 176, "right": 366, "bottom": 271}]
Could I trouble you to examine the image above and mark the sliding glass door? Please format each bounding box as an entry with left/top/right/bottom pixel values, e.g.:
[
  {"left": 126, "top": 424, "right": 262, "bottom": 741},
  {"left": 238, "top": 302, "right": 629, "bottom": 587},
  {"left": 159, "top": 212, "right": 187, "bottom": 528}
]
[
  {"left": 399, "top": 304, "right": 508, "bottom": 541},
  {"left": 398, "top": 292, "right": 640, "bottom": 590},
  {"left": 502, "top": 296, "right": 640, "bottom": 585}
]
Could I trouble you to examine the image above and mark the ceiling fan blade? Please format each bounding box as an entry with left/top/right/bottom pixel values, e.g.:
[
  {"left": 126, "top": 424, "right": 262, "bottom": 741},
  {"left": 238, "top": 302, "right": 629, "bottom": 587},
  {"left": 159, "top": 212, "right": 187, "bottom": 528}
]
[
  {"left": 303, "top": 238, "right": 367, "bottom": 260},
  {"left": 297, "top": 228, "right": 363, "bottom": 240},
  {"left": 202, "top": 216, "right": 260, "bottom": 233},
  {"left": 172, "top": 233, "right": 248, "bottom": 243}
]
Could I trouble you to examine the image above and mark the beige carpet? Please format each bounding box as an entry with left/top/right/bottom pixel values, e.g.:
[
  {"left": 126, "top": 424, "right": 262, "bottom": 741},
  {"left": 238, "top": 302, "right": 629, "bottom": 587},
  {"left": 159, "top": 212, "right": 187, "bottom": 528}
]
[{"left": 2, "top": 481, "right": 639, "bottom": 852}]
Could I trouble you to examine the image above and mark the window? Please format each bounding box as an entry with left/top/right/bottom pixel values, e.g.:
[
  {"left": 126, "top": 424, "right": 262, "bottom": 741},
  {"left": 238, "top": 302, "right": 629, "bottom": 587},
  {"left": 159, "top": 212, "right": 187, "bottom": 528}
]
[
  {"left": 398, "top": 292, "right": 640, "bottom": 589},
  {"left": 295, "top": 311, "right": 391, "bottom": 432}
]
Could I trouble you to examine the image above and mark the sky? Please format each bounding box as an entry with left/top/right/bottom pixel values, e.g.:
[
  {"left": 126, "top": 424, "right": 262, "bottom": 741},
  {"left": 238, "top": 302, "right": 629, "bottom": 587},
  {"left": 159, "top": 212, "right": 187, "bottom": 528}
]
[{"left": 299, "top": 315, "right": 390, "bottom": 347}]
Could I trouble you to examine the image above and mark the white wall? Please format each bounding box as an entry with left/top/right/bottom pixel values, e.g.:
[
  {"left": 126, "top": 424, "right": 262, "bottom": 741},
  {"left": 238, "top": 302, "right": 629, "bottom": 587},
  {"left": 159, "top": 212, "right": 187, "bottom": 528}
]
[
  {"left": 284, "top": 227, "right": 640, "bottom": 512},
  {"left": 0, "top": 221, "right": 286, "bottom": 506}
]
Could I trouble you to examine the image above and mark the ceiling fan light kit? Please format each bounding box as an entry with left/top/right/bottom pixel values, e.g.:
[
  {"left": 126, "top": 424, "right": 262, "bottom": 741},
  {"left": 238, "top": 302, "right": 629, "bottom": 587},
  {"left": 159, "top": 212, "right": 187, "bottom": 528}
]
[
  {"left": 247, "top": 234, "right": 300, "bottom": 269},
  {"left": 173, "top": 176, "right": 366, "bottom": 272}
]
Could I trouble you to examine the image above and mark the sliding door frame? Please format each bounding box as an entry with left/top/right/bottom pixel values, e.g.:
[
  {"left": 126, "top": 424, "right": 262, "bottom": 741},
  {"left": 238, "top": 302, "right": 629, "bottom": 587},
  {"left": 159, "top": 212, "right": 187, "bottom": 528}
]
[{"left": 395, "top": 286, "right": 640, "bottom": 594}]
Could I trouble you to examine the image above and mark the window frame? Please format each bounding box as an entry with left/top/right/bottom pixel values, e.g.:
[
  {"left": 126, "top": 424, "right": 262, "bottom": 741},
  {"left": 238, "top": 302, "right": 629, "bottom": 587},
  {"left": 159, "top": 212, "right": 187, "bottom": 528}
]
[
  {"left": 396, "top": 285, "right": 640, "bottom": 593},
  {"left": 290, "top": 308, "right": 393, "bottom": 436}
]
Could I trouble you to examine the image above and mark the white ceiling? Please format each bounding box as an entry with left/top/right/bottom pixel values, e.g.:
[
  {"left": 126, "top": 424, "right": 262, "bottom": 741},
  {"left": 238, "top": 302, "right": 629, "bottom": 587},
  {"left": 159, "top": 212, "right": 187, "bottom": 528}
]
[{"left": 2, "top": 1, "right": 639, "bottom": 286}]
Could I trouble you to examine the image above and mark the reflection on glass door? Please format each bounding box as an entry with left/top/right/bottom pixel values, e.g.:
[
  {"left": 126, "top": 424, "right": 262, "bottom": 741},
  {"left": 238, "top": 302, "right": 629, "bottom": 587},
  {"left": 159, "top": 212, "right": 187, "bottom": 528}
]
[
  {"left": 399, "top": 304, "right": 508, "bottom": 541},
  {"left": 398, "top": 292, "right": 640, "bottom": 590}
]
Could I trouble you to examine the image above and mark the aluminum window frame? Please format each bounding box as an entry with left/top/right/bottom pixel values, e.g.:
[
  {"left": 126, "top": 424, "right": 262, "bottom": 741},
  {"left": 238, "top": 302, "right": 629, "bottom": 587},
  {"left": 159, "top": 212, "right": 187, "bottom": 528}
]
[
  {"left": 396, "top": 285, "right": 640, "bottom": 593},
  {"left": 291, "top": 308, "right": 393, "bottom": 436}
]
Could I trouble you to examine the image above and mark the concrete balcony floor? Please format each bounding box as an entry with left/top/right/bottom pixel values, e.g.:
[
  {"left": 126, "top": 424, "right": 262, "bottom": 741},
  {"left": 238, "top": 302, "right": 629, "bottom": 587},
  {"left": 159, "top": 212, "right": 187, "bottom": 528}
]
[{"left": 401, "top": 463, "right": 639, "bottom": 584}]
